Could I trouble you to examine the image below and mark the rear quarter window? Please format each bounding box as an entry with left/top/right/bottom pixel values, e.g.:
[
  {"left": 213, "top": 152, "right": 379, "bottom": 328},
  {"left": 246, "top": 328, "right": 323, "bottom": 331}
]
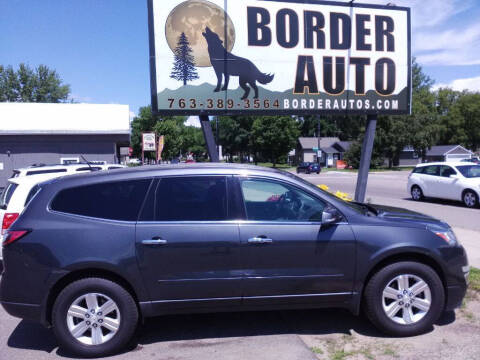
[
  {"left": 412, "top": 167, "right": 425, "bottom": 174},
  {"left": 50, "top": 179, "right": 151, "bottom": 221},
  {"left": 0, "top": 183, "right": 18, "bottom": 208}
]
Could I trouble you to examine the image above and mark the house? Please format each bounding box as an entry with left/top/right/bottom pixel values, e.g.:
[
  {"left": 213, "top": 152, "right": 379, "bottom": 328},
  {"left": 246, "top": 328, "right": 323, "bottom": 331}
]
[
  {"left": 424, "top": 145, "right": 473, "bottom": 163},
  {"left": 296, "top": 137, "right": 352, "bottom": 167},
  {"left": 0, "top": 102, "right": 130, "bottom": 188}
]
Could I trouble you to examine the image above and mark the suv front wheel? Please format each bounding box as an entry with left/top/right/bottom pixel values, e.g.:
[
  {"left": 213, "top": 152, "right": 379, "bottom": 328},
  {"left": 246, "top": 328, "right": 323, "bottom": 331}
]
[
  {"left": 52, "top": 278, "right": 138, "bottom": 357},
  {"left": 364, "top": 261, "right": 445, "bottom": 336}
]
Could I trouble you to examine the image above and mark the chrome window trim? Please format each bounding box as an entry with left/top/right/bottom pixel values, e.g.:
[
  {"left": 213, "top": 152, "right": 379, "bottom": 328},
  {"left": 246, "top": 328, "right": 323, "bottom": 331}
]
[{"left": 136, "top": 220, "right": 348, "bottom": 226}]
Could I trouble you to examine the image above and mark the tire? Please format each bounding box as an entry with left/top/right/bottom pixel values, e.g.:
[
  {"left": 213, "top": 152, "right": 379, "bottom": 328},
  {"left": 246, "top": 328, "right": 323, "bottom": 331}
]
[
  {"left": 411, "top": 185, "right": 424, "bottom": 201},
  {"left": 52, "top": 278, "right": 138, "bottom": 357},
  {"left": 463, "top": 190, "right": 478, "bottom": 208},
  {"left": 363, "top": 261, "right": 445, "bottom": 336},
  {"left": 317, "top": 171, "right": 320, "bottom": 174}
]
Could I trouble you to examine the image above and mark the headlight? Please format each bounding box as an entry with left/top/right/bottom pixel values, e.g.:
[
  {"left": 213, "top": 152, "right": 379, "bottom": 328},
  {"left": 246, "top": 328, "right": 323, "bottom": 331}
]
[{"left": 427, "top": 225, "right": 458, "bottom": 245}]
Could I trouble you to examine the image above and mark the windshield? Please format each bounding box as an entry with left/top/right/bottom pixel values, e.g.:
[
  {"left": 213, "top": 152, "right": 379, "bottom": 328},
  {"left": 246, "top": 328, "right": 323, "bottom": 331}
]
[
  {"left": 283, "top": 171, "right": 365, "bottom": 213},
  {"left": 456, "top": 165, "right": 480, "bottom": 178}
]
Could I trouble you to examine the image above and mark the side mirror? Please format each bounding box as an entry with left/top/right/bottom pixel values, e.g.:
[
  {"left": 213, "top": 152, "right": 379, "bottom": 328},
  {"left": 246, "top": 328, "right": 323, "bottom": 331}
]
[{"left": 322, "top": 206, "right": 343, "bottom": 226}]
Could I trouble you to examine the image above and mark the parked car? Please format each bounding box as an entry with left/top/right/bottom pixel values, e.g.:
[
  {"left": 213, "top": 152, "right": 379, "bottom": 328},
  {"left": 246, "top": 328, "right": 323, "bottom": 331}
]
[
  {"left": 0, "top": 173, "right": 74, "bottom": 260},
  {"left": 10, "top": 163, "right": 126, "bottom": 179},
  {"left": 0, "top": 164, "right": 126, "bottom": 260},
  {"left": 461, "top": 157, "right": 480, "bottom": 164},
  {"left": 296, "top": 162, "right": 321, "bottom": 174},
  {"left": 408, "top": 162, "right": 480, "bottom": 208},
  {"left": 1, "top": 164, "right": 468, "bottom": 357}
]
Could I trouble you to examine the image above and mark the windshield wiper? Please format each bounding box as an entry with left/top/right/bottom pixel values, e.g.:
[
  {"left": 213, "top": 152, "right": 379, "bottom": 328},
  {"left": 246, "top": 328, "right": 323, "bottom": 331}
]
[{"left": 353, "top": 202, "right": 378, "bottom": 216}]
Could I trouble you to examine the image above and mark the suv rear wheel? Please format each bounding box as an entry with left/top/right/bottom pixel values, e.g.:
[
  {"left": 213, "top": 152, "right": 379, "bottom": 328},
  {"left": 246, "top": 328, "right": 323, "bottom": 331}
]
[
  {"left": 364, "top": 262, "right": 444, "bottom": 336},
  {"left": 52, "top": 278, "right": 138, "bottom": 357}
]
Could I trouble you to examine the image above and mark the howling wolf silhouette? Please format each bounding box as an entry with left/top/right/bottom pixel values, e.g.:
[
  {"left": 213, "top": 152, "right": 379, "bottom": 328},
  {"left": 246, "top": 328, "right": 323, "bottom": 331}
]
[{"left": 202, "top": 27, "right": 274, "bottom": 100}]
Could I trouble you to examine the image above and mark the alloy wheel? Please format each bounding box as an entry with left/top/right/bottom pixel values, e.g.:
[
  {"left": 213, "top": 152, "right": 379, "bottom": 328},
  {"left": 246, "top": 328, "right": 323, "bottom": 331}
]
[
  {"left": 66, "top": 293, "right": 121, "bottom": 346},
  {"left": 382, "top": 274, "right": 432, "bottom": 325},
  {"left": 411, "top": 187, "right": 422, "bottom": 200},
  {"left": 464, "top": 192, "right": 477, "bottom": 207}
]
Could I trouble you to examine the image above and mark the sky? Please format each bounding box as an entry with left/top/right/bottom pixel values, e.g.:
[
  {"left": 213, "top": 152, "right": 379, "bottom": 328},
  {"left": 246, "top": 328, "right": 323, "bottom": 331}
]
[{"left": 1, "top": 0, "right": 479, "bottom": 121}]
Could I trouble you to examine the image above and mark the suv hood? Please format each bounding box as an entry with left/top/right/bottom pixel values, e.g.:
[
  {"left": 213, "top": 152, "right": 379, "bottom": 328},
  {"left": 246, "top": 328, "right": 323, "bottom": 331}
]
[{"left": 368, "top": 204, "right": 448, "bottom": 228}]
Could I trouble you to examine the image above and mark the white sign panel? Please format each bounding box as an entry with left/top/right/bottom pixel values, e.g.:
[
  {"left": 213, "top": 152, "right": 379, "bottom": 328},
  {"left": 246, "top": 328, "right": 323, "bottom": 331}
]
[
  {"left": 143, "top": 133, "right": 157, "bottom": 152},
  {"left": 148, "top": 0, "right": 411, "bottom": 115}
]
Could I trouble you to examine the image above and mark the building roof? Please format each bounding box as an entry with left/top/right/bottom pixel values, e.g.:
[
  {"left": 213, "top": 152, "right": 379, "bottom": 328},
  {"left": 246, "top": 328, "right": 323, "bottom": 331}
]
[
  {"left": 0, "top": 103, "right": 130, "bottom": 135},
  {"left": 334, "top": 141, "right": 352, "bottom": 152},
  {"left": 426, "top": 145, "right": 473, "bottom": 156},
  {"left": 298, "top": 137, "right": 340, "bottom": 150}
]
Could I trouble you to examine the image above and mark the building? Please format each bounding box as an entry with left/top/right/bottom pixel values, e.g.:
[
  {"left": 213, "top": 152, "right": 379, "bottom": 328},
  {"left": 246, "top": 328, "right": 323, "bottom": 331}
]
[
  {"left": 424, "top": 145, "right": 473, "bottom": 163},
  {"left": 295, "top": 137, "right": 351, "bottom": 167},
  {"left": 0, "top": 103, "right": 130, "bottom": 187}
]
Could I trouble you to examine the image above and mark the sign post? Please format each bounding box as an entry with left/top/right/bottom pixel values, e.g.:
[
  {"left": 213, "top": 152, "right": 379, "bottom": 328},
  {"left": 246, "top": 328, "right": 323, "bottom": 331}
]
[
  {"left": 142, "top": 132, "right": 157, "bottom": 164},
  {"left": 355, "top": 115, "right": 378, "bottom": 202},
  {"left": 148, "top": 0, "right": 411, "bottom": 179}
]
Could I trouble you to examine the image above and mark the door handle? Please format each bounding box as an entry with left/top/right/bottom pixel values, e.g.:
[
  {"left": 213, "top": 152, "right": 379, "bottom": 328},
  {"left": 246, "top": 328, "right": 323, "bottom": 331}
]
[
  {"left": 248, "top": 237, "right": 273, "bottom": 244},
  {"left": 141, "top": 238, "right": 168, "bottom": 245}
]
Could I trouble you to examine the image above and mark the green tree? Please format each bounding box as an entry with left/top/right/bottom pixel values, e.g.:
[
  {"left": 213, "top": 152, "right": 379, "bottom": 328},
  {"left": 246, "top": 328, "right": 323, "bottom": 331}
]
[
  {"left": 130, "top": 106, "right": 158, "bottom": 159},
  {"left": 0, "top": 63, "right": 70, "bottom": 102},
  {"left": 153, "top": 119, "right": 183, "bottom": 160},
  {"left": 214, "top": 116, "right": 254, "bottom": 162},
  {"left": 251, "top": 116, "right": 299, "bottom": 167}
]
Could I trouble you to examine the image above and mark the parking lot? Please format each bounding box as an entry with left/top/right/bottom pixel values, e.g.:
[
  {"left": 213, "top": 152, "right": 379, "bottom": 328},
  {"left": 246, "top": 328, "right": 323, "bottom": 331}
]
[{"left": 1, "top": 169, "right": 479, "bottom": 360}]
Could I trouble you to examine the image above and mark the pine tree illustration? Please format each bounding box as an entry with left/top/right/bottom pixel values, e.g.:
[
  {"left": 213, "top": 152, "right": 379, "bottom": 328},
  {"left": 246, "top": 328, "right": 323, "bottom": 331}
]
[{"left": 170, "top": 32, "right": 199, "bottom": 86}]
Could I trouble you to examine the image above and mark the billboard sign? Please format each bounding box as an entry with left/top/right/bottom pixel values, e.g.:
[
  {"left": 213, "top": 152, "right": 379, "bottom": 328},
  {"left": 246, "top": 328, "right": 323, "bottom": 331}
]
[
  {"left": 142, "top": 132, "right": 157, "bottom": 152},
  {"left": 148, "top": 0, "right": 411, "bottom": 116}
]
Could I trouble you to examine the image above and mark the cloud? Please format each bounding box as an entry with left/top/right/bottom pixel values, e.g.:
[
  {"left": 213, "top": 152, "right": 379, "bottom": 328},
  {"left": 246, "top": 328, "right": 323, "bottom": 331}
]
[
  {"left": 336, "top": 0, "right": 479, "bottom": 66},
  {"left": 70, "top": 94, "right": 93, "bottom": 103},
  {"left": 434, "top": 76, "right": 480, "bottom": 92},
  {"left": 184, "top": 116, "right": 201, "bottom": 128},
  {"left": 129, "top": 111, "right": 136, "bottom": 122}
]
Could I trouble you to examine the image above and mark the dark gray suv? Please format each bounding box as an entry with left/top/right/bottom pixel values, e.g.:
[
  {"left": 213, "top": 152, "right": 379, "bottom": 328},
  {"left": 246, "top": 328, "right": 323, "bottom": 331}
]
[{"left": 1, "top": 164, "right": 469, "bottom": 357}]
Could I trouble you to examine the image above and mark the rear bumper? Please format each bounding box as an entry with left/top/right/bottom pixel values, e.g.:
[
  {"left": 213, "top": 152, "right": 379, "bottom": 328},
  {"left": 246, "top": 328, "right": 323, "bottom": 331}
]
[{"left": 1, "top": 301, "right": 43, "bottom": 323}]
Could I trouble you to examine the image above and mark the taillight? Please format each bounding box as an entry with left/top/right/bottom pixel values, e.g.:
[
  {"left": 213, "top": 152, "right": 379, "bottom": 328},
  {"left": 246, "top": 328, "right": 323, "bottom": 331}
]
[
  {"left": 2, "top": 230, "right": 30, "bottom": 247},
  {"left": 1, "top": 212, "right": 19, "bottom": 235}
]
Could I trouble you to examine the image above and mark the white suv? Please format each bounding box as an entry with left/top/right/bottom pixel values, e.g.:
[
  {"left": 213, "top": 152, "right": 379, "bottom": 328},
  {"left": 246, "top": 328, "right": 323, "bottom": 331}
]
[
  {"left": 0, "top": 164, "right": 126, "bottom": 261},
  {"left": 407, "top": 162, "right": 480, "bottom": 208},
  {"left": 11, "top": 163, "right": 125, "bottom": 178}
]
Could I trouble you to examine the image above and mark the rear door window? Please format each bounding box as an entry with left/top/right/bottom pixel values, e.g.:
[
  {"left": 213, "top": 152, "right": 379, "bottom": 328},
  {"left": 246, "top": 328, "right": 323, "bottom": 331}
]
[
  {"left": 154, "top": 176, "right": 228, "bottom": 221},
  {"left": 51, "top": 179, "right": 151, "bottom": 221},
  {"left": 440, "top": 165, "right": 456, "bottom": 177}
]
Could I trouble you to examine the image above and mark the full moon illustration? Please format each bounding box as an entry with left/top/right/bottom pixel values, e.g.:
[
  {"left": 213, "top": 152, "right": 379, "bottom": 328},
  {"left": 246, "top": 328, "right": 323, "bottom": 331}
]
[{"left": 165, "top": 0, "right": 235, "bottom": 67}]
